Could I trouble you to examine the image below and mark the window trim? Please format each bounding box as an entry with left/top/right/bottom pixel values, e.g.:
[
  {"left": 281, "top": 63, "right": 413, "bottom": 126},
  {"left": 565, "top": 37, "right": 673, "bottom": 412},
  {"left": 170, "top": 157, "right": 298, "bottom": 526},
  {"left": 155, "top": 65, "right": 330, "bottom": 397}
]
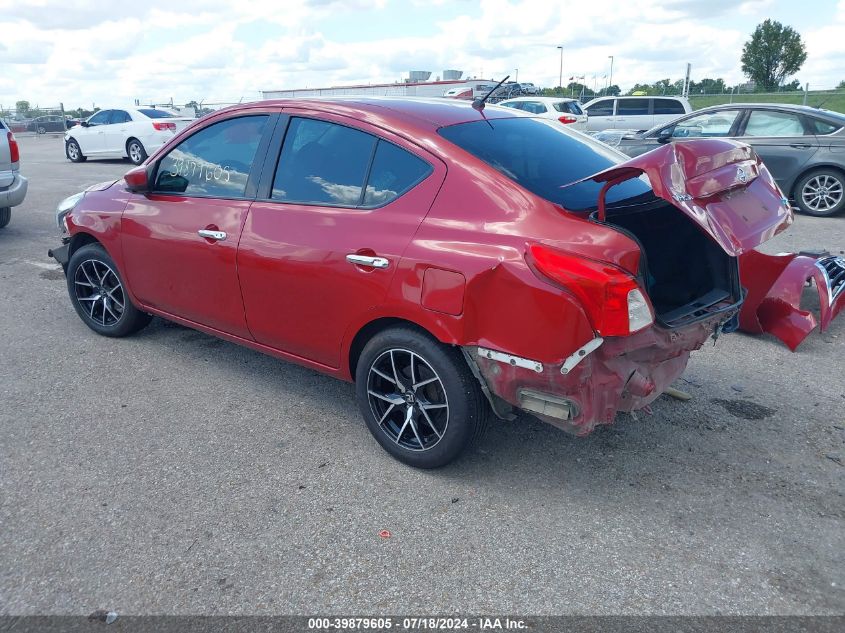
[
  {"left": 148, "top": 112, "right": 280, "bottom": 201},
  {"left": 256, "top": 114, "right": 434, "bottom": 211}
]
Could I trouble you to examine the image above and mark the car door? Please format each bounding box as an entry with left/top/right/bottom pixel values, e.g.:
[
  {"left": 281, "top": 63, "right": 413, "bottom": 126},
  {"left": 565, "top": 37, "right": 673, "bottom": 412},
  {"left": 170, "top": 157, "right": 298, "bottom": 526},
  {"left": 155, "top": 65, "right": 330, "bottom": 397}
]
[
  {"left": 103, "top": 109, "right": 132, "bottom": 155},
  {"left": 238, "top": 113, "right": 446, "bottom": 369},
  {"left": 583, "top": 98, "right": 615, "bottom": 131},
  {"left": 77, "top": 110, "right": 111, "bottom": 154},
  {"left": 121, "top": 112, "right": 277, "bottom": 337},
  {"left": 652, "top": 98, "right": 687, "bottom": 128},
  {"left": 738, "top": 109, "right": 818, "bottom": 191},
  {"left": 614, "top": 98, "right": 651, "bottom": 130}
]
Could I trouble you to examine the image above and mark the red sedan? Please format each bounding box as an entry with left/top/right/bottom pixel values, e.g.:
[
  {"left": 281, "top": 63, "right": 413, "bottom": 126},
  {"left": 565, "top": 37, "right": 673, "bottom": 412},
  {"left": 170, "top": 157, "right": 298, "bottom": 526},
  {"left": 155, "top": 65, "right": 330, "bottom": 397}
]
[{"left": 50, "top": 97, "right": 798, "bottom": 468}]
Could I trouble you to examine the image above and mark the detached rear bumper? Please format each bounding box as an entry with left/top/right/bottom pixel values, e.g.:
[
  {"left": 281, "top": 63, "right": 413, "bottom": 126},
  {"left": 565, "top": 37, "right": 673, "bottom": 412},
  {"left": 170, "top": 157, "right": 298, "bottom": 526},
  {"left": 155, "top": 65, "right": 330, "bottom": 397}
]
[
  {"left": 0, "top": 174, "right": 28, "bottom": 208},
  {"left": 466, "top": 311, "right": 734, "bottom": 436}
]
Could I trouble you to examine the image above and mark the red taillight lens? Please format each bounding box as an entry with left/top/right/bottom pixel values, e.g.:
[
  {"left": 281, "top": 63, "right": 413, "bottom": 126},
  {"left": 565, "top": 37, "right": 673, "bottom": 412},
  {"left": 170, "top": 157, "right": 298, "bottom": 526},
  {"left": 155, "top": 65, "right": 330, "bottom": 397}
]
[
  {"left": 527, "top": 244, "right": 653, "bottom": 336},
  {"left": 7, "top": 132, "right": 19, "bottom": 163},
  {"left": 152, "top": 122, "right": 176, "bottom": 131},
  {"left": 558, "top": 115, "right": 578, "bottom": 124}
]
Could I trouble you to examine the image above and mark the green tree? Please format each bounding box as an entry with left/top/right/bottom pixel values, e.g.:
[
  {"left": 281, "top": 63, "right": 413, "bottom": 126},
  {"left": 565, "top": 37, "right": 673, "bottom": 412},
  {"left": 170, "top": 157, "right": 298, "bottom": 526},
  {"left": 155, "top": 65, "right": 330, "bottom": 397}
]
[
  {"left": 606, "top": 84, "right": 621, "bottom": 96},
  {"left": 837, "top": 80, "right": 845, "bottom": 90},
  {"left": 741, "top": 19, "right": 807, "bottom": 91},
  {"left": 15, "top": 100, "right": 30, "bottom": 115}
]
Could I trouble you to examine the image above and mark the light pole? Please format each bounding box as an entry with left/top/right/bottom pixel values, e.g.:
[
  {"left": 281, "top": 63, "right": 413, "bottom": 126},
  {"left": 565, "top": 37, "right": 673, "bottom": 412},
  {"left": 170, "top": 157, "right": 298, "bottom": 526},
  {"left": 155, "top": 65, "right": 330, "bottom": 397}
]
[
  {"left": 515, "top": 68, "right": 518, "bottom": 82},
  {"left": 557, "top": 46, "right": 563, "bottom": 93},
  {"left": 608, "top": 55, "right": 614, "bottom": 94}
]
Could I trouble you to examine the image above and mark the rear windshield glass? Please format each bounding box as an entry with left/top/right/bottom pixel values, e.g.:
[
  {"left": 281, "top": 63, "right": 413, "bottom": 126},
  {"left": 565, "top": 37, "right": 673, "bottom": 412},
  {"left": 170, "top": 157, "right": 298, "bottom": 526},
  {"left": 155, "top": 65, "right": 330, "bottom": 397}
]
[
  {"left": 554, "top": 101, "right": 583, "bottom": 115},
  {"left": 139, "top": 109, "right": 176, "bottom": 119},
  {"left": 438, "top": 117, "right": 650, "bottom": 211}
]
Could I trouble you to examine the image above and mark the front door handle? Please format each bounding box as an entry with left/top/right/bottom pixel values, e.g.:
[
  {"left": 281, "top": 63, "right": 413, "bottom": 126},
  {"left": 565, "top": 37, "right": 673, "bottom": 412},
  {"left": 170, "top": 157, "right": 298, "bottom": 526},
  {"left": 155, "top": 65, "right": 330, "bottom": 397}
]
[
  {"left": 198, "top": 229, "right": 227, "bottom": 241},
  {"left": 790, "top": 143, "right": 812, "bottom": 149},
  {"left": 346, "top": 254, "right": 389, "bottom": 269}
]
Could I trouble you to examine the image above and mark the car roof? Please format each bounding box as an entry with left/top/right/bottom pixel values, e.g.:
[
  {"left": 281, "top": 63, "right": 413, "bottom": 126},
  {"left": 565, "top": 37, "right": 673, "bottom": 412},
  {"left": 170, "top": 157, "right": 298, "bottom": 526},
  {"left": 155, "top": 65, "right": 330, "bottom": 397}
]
[
  {"left": 213, "top": 97, "right": 524, "bottom": 130},
  {"left": 500, "top": 96, "right": 577, "bottom": 103}
]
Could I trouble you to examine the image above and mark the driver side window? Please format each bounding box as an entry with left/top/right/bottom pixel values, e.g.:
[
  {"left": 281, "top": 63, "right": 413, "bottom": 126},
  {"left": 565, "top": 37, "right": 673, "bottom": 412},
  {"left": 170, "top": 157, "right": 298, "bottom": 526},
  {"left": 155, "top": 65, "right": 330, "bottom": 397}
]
[
  {"left": 154, "top": 115, "right": 269, "bottom": 198},
  {"left": 87, "top": 110, "right": 111, "bottom": 126},
  {"left": 672, "top": 110, "right": 741, "bottom": 138}
]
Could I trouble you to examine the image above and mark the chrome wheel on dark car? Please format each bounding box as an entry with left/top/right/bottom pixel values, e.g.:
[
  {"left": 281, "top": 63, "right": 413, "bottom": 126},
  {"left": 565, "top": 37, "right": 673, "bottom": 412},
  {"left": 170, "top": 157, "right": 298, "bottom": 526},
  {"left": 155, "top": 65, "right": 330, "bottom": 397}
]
[
  {"left": 367, "top": 348, "right": 449, "bottom": 451},
  {"left": 796, "top": 169, "right": 845, "bottom": 217}
]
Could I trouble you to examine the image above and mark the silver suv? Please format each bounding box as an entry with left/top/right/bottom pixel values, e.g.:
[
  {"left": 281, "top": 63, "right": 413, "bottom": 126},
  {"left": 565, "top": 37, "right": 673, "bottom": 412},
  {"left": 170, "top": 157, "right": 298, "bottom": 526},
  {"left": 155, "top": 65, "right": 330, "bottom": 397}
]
[{"left": 0, "top": 118, "right": 28, "bottom": 228}]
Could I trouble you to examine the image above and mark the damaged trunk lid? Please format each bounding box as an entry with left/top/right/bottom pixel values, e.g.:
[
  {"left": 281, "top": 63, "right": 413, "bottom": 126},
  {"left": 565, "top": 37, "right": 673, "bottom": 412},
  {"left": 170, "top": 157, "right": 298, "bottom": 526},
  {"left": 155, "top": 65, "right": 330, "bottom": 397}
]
[{"left": 568, "top": 139, "right": 793, "bottom": 256}]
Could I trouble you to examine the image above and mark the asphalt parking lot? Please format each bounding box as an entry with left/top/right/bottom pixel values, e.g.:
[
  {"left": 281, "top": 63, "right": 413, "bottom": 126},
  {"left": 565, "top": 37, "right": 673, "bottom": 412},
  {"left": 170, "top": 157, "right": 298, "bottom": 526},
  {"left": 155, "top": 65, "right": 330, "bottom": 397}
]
[{"left": 1, "top": 135, "right": 843, "bottom": 616}]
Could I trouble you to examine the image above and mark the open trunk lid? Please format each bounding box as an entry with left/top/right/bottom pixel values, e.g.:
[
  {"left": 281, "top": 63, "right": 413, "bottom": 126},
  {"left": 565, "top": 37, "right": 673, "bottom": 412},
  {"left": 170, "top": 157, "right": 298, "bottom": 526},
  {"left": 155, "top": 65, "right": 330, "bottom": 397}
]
[{"left": 565, "top": 139, "right": 793, "bottom": 256}]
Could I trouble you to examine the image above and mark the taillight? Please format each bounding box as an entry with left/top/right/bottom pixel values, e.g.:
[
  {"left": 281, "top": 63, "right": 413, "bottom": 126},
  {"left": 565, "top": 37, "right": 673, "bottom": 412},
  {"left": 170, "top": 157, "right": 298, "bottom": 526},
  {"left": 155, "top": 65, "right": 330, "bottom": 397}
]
[
  {"left": 527, "top": 244, "right": 654, "bottom": 336},
  {"left": 152, "top": 122, "right": 176, "bottom": 131},
  {"left": 558, "top": 115, "right": 578, "bottom": 124},
  {"left": 7, "top": 131, "right": 19, "bottom": 163}
]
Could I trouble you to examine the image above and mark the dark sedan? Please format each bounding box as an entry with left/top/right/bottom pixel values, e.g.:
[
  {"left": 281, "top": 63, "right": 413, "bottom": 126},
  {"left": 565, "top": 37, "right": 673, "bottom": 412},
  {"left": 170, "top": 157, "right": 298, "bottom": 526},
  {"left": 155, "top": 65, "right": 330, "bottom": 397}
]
[
  {"left": 26, "top": 115, "right": 69, "bottom": 134},
  {"left": 611, "top": 104, "right": 845, "bottom": 217}
]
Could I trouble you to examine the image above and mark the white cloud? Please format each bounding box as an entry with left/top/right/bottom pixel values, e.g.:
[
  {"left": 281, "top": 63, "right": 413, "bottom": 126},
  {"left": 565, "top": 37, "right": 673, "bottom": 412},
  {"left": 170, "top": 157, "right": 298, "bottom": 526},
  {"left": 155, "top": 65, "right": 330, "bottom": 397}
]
[{"left": 0, "top": 0, "right": 840, "bottom": 109}]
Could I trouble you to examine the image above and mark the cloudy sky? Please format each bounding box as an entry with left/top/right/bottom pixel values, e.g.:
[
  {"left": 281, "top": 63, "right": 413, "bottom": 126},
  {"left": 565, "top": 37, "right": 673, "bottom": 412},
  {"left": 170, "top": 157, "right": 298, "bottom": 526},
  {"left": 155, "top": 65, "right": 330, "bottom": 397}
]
[{"left": 0, "top": 0, "right": 842, "bottom": 109}]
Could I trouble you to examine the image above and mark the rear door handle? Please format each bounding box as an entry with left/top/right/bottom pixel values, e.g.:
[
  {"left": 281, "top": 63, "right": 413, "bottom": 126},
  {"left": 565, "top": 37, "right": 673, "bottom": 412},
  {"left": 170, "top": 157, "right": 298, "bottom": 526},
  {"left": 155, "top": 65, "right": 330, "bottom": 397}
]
[
  {"left": 198, "top": 229, "right": 227, "bottom": 241},
  {"left": 790, "top": 143, "right": 812, "bottom": 149},
  {"left": 346, "top": 254, "right": 389, "bottom": 269}
]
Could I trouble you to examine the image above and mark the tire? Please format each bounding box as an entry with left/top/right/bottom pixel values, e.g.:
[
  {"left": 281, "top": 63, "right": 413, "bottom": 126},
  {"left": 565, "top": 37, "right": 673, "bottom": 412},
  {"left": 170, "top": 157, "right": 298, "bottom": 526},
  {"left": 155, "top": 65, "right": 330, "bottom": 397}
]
[
  {"left": 355, "top": 327, "right": 488, "bottom": 468},
  {"left": 65, "top": 139, "right": 86, "bottom": 163},
  {"left": 37, "top": 126, "right": 46, "bottom": 135},
  {"left": 794, "top": 168, "right": 845, "bottom": 217},
  {"left": 127, "top": 139, "right": 147, "bottom": 165},
  {"left": 0, "top": 207, "right": 10, "bottom": 229},
  {"left": 66, "top": 243, "right": 151, "bottom": 337}
]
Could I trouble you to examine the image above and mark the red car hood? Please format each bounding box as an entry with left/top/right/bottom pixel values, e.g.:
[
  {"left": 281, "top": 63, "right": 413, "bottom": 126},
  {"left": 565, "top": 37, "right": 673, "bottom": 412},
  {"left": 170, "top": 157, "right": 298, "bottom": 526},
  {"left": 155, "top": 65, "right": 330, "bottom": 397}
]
[{"left": 566, "top": 139, "right": 793, "bottom": 255}]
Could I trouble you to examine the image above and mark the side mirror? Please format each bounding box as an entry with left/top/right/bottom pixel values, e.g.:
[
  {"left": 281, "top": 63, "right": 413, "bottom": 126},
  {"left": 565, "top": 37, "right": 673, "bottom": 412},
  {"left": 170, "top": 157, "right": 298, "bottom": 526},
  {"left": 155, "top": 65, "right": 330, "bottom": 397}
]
[
  {"left": 81, "top": 121, "right": 90, "bottom": 127},
  {"left": 124, "top": 164, "right": 151, "bottom": 193},
  {"left": 657, "top": 128, "right": 673, "bottom": 143}
]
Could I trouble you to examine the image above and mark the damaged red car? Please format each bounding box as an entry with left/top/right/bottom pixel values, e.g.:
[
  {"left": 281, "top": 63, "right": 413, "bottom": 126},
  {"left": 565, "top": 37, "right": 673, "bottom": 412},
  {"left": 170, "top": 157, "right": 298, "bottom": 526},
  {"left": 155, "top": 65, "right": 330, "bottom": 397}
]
[{"left": 48, "top": 98, "right": 844, "bottom": 468}]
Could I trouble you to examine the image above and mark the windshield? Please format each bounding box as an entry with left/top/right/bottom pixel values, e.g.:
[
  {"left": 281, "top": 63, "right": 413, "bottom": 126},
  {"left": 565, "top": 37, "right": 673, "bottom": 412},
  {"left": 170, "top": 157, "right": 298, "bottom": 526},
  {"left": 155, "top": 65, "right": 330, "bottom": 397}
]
[
  {"left": 139, "top": 108, "right": 176, "bottom": 119},
  {"left": 438, "top": 117, "right": 651, "bottom": 211}
]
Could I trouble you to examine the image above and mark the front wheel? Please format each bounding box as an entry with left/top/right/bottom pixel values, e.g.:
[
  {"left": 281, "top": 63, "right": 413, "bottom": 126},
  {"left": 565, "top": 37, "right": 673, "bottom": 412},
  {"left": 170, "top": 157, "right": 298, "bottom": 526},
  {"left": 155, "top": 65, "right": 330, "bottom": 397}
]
[
  {"left": 65, "top": 139, "right": 86, "bottom": 162},
  {"left": 66, "top": 243, "right": 151, "bottom": 337},
  {"left": 355, "top": 327, "right": 488, "bottom": 468},
  {"left": 795, "top": 169, "right": 845, "bottom": 217},
  {"left": 127, "top": 139, "right": 147, "bottom": 165},
  {"left": 0, "top": 207, "right": 10, "bottom": 229}
]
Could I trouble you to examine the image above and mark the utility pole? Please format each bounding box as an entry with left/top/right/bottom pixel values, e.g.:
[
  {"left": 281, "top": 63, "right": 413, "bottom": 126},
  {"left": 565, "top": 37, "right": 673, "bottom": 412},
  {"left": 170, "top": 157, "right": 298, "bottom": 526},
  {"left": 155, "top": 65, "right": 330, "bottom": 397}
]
[
  {"left": 515, "top": 68, "right": 519, "bottom": 83},
  {"left": 557, "top": 46, "right": 564, "bottom": 92},
  {"left": 608, "top": 55, "right": 614, "bottom": 94}
]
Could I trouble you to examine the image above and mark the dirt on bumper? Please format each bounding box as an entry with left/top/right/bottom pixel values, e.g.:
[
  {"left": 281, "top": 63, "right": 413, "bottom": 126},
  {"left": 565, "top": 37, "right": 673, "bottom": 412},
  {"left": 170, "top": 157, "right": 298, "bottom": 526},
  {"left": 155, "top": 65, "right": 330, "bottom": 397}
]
[{"left": 467, "top": 312, "right": 733, "bottom": 436}]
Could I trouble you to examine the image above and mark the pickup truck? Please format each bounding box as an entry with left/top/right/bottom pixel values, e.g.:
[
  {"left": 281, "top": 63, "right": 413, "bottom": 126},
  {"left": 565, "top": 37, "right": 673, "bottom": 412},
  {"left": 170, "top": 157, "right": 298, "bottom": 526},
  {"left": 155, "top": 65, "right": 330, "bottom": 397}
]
[{"left": 0, "top": 118, "right": 28, "bottom": 228}]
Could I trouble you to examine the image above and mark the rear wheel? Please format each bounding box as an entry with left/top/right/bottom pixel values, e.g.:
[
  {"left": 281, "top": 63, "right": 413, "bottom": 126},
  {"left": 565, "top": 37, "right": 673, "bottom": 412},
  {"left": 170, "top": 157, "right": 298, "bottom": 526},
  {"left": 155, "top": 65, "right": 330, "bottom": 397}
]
[
  {"left": 795, "top": 169, "right": 845, "bottom": 217},
  {"left": 65, "top": 139, "right": 86, "bottom": 163},
  {"left": 66, "top": 243, "right": 151, "bottom": 337},
  {"left": 0, "top": 207, "right": 10, "bottom": 229},
  {"left": 37, "top": 126, "right": 46, "bottom": 135},
  {"left": 355, "top": 327, "right": 488, "bottom": 468},
  {"left": 127, "top": 139, "right": 147, "bottom": 165}
]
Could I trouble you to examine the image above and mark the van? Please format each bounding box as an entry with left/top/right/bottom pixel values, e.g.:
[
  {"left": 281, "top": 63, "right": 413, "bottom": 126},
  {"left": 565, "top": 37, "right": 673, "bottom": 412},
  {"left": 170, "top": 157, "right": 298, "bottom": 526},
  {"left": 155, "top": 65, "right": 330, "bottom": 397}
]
[{"left": 582, "top": 96, "right": 692, "bottom": 132}]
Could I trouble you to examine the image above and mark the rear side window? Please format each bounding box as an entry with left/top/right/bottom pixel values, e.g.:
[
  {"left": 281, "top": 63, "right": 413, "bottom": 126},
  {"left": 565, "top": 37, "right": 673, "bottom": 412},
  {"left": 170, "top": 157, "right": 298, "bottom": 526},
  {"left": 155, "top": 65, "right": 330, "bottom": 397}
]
[
  {"left": 554, "top": 101, "right": 583, "bottom": 115},
  {"left": 585, "top": 99, "right": 614, "bottom": 116},
  {"left": 110, "top": 110, "right": 131, "bottom": 124},
  {"left": 272, "top": 118, "right": 376, "bottom": 205},
  {"left": 653, "top": 99, "right": 686, "bottom": 115},
  {"left": 743, "top": 110, "right": 807, "bottom": 137},
  {"left": 617, "top": 99, "right": 650, "bottom": 115},
  {"left": 808, "top": 117, "right": 840, "bottom": 135},
  {"left": 500, "top": 102, "right": 523, "bottom": 110},
  {"left": 520, "top": 102, "right": 547, "bottom": 114},
  {"left": 363, "top": 141, "right": 432, "bottom": 206},
  {"left": 154, "top": 115, "right": 269, "bottom": 198},
  {"left": 272, "top": 117, "right": 431, "bottom": 207},
  {"left": 139, "top": 109, "right": 175, "bottom": 119}
]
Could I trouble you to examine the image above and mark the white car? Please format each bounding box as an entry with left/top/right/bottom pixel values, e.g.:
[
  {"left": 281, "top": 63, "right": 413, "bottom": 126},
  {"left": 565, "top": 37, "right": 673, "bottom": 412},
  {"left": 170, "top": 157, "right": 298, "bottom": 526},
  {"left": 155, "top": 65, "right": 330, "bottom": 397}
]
[
  {"left": 581, "top": 96, "right": 692, "bottom": 132},
  {"left": 497, "top": 97, "right": 588, "bottom": 131},
  {"left": 64, "top": 108, "right": 194, "bottom": 165}
]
